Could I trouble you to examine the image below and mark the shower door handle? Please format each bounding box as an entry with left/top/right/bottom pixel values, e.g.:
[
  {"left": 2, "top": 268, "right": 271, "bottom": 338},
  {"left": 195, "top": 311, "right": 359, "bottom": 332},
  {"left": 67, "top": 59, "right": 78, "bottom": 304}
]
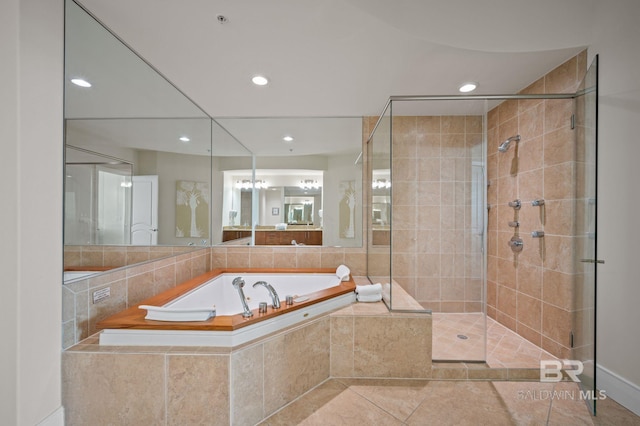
[{"left": 580, "top": 259, "right": 605, "bottom": 264}]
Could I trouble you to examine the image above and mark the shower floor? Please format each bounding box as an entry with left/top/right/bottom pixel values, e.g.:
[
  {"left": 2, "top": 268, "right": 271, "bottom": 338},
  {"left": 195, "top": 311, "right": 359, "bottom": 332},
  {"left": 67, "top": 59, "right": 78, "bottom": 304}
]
[{"left": 432, "top": 312, "right": 557, "bottom": 368}]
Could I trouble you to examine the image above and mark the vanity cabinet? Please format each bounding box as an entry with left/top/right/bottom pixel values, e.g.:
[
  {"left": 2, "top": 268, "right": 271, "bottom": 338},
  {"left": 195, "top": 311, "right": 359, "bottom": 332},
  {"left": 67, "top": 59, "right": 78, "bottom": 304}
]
[
  {"left": 222, "top": 230, "right": 252, "bottom": 242},
  {"left": 259, "top": 230, "right": 322, "bottom": 245}
]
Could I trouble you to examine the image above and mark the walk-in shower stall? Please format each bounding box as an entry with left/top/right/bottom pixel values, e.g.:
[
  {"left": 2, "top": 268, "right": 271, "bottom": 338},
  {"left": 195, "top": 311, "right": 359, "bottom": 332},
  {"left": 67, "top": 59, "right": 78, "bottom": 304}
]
[{"left": 366, "top": 55, "right": 598, "bottom": 412}]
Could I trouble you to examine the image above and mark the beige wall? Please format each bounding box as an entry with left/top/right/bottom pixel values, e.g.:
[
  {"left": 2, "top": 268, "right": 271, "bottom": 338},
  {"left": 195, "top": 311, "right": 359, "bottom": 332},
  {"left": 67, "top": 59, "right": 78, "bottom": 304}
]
[
  {"left": 590, "top": 0, "right": 640, "bottom": 410},
  {"left": 138, "top": 150, "right": 212, "bottom": 245},
  {"left": 1, "top": 0, "right": 64, "bottom": 424},
  {"left": 486, "top": 52, "right": 587, "bottom": 359},
  {"left": 0, "top": 2, "right": 19, "bottom": 422}
]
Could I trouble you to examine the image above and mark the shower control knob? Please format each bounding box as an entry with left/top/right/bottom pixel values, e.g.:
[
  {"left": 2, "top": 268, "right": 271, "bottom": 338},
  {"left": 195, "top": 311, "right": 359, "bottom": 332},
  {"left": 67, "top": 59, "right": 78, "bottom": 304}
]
[
  {"left": 508, "top": 236, "right": 524, "bottom": 253},
  {"left": 508, "top": 199, "right": 521, "bottom": 210}
]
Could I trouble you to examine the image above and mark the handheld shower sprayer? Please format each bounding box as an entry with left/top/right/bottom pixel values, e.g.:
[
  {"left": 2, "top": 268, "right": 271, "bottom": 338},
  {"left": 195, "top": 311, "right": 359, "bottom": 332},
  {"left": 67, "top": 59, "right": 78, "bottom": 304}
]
[{"left": 498, "top": 135, "right": 521, "bottom": 153}]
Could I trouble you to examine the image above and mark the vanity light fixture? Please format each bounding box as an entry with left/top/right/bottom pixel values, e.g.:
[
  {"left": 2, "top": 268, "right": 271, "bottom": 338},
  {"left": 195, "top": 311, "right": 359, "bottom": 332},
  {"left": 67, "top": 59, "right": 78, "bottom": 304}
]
[
  {"left": 236, "top": 179, "right": 268, "bottom": 190},
  {"left": 70, "top": 78, "right": 92, "bottom": 88},
  {"left": 458, "top": 82, "right": 477, "bottom": 93},
  {"left": 283, "top": 136, "right": 294, "bottom": 142},
  {"left": 179, "top": 136, "right": 190, "bottom": 142},
  {"left": 372, "top": 179, "right": 391, "bottom": 189},
  {"left": 251, "top": 75, "right": 269, "bottom": 86},
  {"left": 299, "top": 179, "right": 320, "bottom": 190}
]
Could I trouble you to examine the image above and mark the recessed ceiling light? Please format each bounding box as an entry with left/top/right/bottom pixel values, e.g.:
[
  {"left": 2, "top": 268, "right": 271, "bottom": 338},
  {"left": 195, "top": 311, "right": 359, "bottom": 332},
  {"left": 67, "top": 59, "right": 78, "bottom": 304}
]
[
  {"left": 283, "top": 136, "right": 294, "bottom": 142},
  {"left": 252, "top": 75, "right": 269, "bottom": 86},
  {"left": 71, "top": 78, "right": 92, "bottom": 88},
  {"left": 179, "top": 136, "right": 190, "bottom": 142},
  {"left": 458, "top": 82, "right": 477, "bottom": 93}
]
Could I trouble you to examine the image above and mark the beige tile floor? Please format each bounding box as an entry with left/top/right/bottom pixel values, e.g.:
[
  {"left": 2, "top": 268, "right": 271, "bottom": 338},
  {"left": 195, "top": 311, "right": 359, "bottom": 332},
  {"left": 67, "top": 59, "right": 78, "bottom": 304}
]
[
  {"left": 261, "top": 378, "right": 640, "bottom": 425},
  {"left": 432, "top": 312, "right": 558, "bottom": 368}
]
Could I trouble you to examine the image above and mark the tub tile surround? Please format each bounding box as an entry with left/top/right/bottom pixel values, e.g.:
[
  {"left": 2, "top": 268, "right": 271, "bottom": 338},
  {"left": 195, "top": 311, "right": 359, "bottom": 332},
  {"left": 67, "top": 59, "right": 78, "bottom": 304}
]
[
  {"left": 62, "top": 278, "right": 556, "bottom": 425},
  {"left": 486, "top": 51, "right": 589, "bottom": 359},
  {"left": 62, "top": 248, "right": 211, "bottom": 348},
  {"left": 62, "top": 290, "right": 433, "bottom": 426}
]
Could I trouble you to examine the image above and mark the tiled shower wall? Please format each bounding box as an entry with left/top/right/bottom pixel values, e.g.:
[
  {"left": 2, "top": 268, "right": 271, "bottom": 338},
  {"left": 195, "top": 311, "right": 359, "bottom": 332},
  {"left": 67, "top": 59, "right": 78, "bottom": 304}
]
[
  {"left": 385, "top": 115, "right": 484, "bottom": 312},
  {"left": 486, "top": 51, "right": 587, "bottom": 359}
]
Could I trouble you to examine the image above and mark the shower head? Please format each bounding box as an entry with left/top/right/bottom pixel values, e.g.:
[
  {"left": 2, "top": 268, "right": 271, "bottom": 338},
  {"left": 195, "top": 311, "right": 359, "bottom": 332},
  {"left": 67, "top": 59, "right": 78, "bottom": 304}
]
[{"left": 498, "top": 135, "right": 521, "bottom": 153}]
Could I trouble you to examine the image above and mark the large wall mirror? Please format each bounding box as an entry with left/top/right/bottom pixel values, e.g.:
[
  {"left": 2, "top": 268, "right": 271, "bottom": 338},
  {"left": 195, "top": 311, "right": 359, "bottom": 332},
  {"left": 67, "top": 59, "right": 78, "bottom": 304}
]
[
  {"left": 63, "top": 0, "right": 240, "bottom": 280},
  {"left": 64, "top": 0, "right": 363, "bottom": 282}
]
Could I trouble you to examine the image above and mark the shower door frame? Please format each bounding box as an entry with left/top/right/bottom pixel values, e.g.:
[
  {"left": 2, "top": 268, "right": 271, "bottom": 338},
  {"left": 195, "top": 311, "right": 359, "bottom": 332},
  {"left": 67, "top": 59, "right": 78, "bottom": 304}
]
[{"left": 367, "top": 91, "right": 595, "bottom": 368}]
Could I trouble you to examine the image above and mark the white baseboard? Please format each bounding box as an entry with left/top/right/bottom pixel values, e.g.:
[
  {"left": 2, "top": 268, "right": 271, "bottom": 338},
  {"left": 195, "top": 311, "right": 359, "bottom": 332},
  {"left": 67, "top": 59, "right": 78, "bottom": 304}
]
[
  {"left": 37, "top": 406, "right": 64, "bottom": 426},
  {"left": 597, "top": 364, "right": 640, "bottom": 416}
]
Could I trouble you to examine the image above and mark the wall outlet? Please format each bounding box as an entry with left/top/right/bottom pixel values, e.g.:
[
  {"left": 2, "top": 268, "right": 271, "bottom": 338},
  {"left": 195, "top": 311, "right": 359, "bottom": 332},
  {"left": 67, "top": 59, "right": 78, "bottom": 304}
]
[{"left": 92, "top": 287, "right": 110, "bottom": 304}]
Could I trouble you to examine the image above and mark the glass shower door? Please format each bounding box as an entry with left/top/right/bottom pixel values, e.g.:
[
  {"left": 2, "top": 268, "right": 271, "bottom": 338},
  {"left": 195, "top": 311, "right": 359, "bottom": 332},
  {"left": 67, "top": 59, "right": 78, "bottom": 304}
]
[{"left": 574, "top": 55, "right": 598, "bottom": 414}]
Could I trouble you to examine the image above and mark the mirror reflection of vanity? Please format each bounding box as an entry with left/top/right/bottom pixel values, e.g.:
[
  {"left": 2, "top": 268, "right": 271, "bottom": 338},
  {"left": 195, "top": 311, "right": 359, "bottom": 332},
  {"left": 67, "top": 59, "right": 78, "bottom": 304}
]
[
  {"left": 216, "top": 118, "right": 363, "bottom": 248},
  {"left": 63, "top": 0, "right": 363, "bottom": 282},
  {"left": 221, "top": 169, "right": 326, "bottom": 245}
]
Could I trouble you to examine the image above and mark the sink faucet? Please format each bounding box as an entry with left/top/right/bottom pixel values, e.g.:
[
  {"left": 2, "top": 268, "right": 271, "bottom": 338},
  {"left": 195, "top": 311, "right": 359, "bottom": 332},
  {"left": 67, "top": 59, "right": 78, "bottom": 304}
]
[
  {"left": 252, "top": 281, "right": 281, "bottom": 309},
  {"left": 232, "top": 277, "right": 253, "bottom": 317}
]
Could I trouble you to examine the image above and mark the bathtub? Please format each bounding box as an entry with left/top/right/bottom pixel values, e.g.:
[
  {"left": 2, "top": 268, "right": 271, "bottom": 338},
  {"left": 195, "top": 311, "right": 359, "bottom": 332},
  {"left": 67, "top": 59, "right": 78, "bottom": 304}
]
[
  {"left": 97, "top": 268, "right": 356, "bottom": 347},
  {"left": 64, "top": 271, "right": 98, "bottom": 281}
]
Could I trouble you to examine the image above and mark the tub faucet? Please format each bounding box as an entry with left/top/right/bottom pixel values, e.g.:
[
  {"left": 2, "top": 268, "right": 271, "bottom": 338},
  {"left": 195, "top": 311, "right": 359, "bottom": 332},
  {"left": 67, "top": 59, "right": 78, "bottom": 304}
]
[
  {"left": 232, "top": 277, "right": 253, "bottom": 317},
  {"left": 252, "top": 281, "right": 281, "bottom": 309}
]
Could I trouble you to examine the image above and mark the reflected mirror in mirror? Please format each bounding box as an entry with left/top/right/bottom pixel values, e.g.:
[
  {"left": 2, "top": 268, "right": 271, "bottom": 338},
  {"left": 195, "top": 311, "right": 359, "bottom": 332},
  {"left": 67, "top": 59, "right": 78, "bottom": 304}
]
[
  {"left": 371, "top": 169, "right": 391, "bottom": 246},
  {"left": 217, "top": 117, "right": 363, "bottom": 247}
]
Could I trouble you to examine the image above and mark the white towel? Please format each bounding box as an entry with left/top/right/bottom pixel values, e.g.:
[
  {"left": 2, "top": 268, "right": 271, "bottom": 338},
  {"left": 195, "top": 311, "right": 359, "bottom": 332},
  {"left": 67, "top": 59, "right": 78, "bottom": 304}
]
[
  {"left": 382, "top": 283, "right": 391, "bottom": 300},
  {"left": 357, "top": 293, "right": 382, "bottom": 303},
  {"left": 356, "top": 283, "right": 382, "bottom": 297},
  {"left": 336, "top": 264, "right": 351, "bottom": 281}
]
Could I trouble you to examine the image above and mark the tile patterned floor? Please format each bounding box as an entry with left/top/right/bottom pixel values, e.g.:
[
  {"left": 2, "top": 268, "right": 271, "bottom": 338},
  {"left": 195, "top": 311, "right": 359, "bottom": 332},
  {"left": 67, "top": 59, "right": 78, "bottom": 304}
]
[
  {"left": 432, "top": 312, "right": 558, "bottom": 368},
  {"left": 261, "top": 378, "right": 640, "bottom": 425},
  {"left": 260, "top": 311, "right": 640, "bottom": 425}
]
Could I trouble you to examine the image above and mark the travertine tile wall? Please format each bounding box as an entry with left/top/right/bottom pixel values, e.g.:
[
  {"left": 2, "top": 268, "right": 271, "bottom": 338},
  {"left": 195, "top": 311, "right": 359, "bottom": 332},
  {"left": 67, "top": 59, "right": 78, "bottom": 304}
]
[
  {"left": 63, "top": 244, "right": 196, "bottom": 268},
  {"left": 330, "top": 304, "right": 432, "bottom": 378},
  {"left": 63, "top": 317, "right": 329, "bottom": 426},
  {"left": 62, "top": 247, "right": 211, "bottom": 348},
  {"left": 210, "top": 245, "right": 367, "bottom": 274},
  {"left": 63, "top": 304, "right": 432, "bottom": 425},
  {"left": 486, "top": 52, "right": 587, "bottom": 359},
  {"left": 382, "top": 115, "right": 484, "bottom": 312}
]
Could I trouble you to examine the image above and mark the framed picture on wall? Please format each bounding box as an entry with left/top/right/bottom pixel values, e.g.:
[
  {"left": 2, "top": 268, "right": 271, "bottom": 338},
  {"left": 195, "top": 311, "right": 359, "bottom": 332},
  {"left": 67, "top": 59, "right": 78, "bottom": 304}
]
[
  {"left": 272, "top": 207, "right": 279, "bottom": 215},
  {"left": 175, "top": 180, "right": 210, "bottom": 238}
]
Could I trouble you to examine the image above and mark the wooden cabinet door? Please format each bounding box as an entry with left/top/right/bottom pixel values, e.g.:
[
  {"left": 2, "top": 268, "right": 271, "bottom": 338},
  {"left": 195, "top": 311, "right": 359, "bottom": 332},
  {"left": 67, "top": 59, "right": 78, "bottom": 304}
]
[{"left": 307, "top": 231, "right": 322, "bottom": 245}]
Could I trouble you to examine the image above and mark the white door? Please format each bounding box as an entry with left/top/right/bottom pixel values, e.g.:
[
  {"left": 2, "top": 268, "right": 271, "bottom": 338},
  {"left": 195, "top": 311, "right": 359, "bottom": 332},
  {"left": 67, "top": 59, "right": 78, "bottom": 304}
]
[{"left": 131, "top": 175, "right": 158, "bottom": 245}]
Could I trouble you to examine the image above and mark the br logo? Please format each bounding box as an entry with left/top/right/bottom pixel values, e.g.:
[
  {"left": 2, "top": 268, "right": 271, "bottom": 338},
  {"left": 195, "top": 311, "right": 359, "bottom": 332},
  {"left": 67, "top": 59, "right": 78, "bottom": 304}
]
[{"left": 540, "top": 360, "right": 584, "bottom": 382}]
